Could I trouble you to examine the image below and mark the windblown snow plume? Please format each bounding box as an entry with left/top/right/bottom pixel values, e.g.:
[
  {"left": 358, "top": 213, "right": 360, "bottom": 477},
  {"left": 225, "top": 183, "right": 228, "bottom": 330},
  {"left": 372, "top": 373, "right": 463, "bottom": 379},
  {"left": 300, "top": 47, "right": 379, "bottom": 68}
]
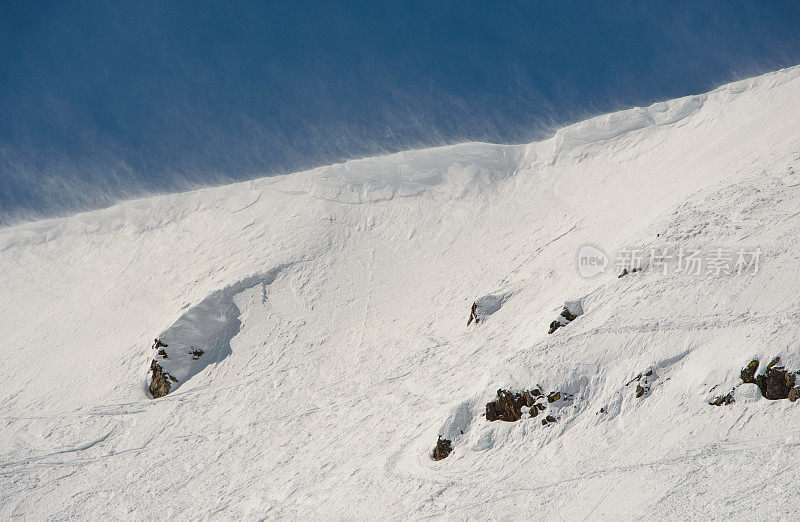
[{"left": 2, "top": 66, "right": 800, "bottom": 518}]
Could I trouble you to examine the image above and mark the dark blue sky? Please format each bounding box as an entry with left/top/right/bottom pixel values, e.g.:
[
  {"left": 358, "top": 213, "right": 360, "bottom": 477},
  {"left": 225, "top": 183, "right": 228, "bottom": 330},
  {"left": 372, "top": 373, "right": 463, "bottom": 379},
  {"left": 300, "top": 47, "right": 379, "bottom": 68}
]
[{"left": 2, "top": 1, "right": 800, "bottom": 224}]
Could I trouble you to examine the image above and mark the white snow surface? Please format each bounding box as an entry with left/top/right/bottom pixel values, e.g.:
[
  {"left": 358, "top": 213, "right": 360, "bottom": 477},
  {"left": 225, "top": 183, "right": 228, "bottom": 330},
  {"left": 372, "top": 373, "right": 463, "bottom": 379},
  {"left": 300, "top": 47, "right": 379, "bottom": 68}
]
[{"left": 3, "top": 65, "right": 800, "bottom": 519}]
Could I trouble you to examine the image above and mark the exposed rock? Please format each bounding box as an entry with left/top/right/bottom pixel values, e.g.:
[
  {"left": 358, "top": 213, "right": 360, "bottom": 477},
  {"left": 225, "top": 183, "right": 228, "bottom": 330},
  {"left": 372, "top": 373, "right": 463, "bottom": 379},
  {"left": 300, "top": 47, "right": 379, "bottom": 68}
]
[
  {"left": 560, "top": 308, "right": 577, "bottom": 322},
  {"left": 486, "top": 388, "right": 568, "bottom": 424},
  {"left": 467, "top": 302, "right": 479, "bottom": 326},
  {"left": 530, "top": 403, "right": 546, "bottom": 417},
  {"left": 709, "top": 391, "right": 735, "bottom": 406},
  {"left": 548, "top": 320, "right": 561, "bottom": 334},
  {"left": 521, "top": 390, "right": 535, "bottom": 407},
  {"left": 712, "top": 357, "right": 800, "bottom": 404},
  {"left": 541, "top": 415, "right": 557, "bottom": 426},
  {"left": 740, "top": 359, "right": 759, "bottom": 384},
  {"left": 190, "top": 349, "right": 204, "bottom": 360},
  {"left": 153, "top": 338, "right": 168, "bottom": 349},
  {"left": 486, "top": 389, "right": 525, "bottom": 422},
  {"left": 157, "top": 348, "right": 168, "bottom": 358},
  {"left": 149, "top": 360, "right": 172, "bottom": 398},
  {"left": 618, "top": 268, "right": 640, "bottom": 278},
  {"left": 432, "top": 436, "right": 452, "bottom": 461},
  {"left": 755, "top": 357, "right": 793, "bottom": 400},
  {"left": 627, "top": 368, "right": 655, "bottom": 398},
  {"left": 548, "top": 306, "right": 581, "bottom": 334}
]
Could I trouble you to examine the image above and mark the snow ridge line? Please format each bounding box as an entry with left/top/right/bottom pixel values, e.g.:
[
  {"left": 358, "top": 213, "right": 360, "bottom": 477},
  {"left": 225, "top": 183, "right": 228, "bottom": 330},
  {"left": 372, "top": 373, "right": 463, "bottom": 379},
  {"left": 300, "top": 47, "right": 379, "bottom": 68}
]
[{"left": 2, "top": 65, "right": 799, "bottom": 250}]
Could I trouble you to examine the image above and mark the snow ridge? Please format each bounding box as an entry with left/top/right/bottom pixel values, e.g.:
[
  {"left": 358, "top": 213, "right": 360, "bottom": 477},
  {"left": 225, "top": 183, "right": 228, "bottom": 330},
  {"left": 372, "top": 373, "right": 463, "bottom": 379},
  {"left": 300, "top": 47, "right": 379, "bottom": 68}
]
[{"left": 3, "top": 65, "right": 799, "bottom": 249}]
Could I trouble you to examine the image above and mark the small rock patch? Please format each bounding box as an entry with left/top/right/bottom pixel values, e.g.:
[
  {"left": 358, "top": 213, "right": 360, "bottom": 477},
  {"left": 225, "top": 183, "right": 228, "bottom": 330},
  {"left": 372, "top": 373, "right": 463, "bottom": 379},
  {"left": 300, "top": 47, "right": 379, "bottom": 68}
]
[
  {"left": 626, "top": 369, "right": 655, "bottom": 398},
  {"left": 548, "top": 304, "right": 582, "bottom": 335},
  {"left": 149, "top": 360, "right": 177, "bottom": 398},
  {"left": 432, "top": 436, "right": 453, "bottom": 461},
  {"left": 541, "top": 415, "right": 557, "bottom": 426}
]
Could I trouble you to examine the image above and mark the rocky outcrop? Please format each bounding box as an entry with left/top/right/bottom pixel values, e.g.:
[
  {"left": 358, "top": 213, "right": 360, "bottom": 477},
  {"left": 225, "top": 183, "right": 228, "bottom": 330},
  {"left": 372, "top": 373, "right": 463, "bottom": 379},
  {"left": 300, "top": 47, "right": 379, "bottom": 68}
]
[
  {"left": 432, "top": 436, "right": 452, "bottom": 461},
  {"left": 548, "top": 306, "right": 581, "bottom": 334},
  {"left": 486, "top": 389, "right": 530, "bottom": 422},
  {"left": 740, "top": 359, "right": 759, "bottom": 384},
  {"left": 711, "top": 357, "right": 800, "bottom": 405},
  {"left": 149, "top": 360, "right": 173, "bottom": 398},
  {"left": 755, "top": 357, "right": 795, "bottom": 400},
  {"left": 485, "top": 388, "right": 570, "bottom": 424}
]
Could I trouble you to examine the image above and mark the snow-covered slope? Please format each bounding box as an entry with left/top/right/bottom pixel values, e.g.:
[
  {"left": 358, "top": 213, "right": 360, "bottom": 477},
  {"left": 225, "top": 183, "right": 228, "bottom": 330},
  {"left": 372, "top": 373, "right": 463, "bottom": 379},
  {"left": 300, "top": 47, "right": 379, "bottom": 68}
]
[{"left": 2, "top": 65, "right": 800, "bottom": 519}]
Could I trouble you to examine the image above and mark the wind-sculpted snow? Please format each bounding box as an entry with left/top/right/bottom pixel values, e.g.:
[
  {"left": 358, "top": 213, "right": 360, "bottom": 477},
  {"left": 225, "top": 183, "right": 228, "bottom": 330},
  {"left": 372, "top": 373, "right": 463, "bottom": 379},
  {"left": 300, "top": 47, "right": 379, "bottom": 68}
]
[
  {"left": 550, "top": 95, "right": 706, "bottom": 152},
  {"left": 3, "top": 65, "right": 797, "bottom": 250},
  {"left": 2, "top": 66, "right": 800, "bottom": 519},
  {"left": 150, "top": 266, "right": 288, "bottom": 395},
  {"left": 303, "top": 142, "right": 523, "bottom": 204}
]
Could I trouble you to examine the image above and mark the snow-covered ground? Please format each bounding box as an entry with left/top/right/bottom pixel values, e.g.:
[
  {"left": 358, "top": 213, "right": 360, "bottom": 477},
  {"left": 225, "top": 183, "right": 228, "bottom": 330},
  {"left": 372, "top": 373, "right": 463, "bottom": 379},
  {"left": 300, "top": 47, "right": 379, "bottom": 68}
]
[{"left": 2, "top": 65, "right": 800, "bottom": 519}]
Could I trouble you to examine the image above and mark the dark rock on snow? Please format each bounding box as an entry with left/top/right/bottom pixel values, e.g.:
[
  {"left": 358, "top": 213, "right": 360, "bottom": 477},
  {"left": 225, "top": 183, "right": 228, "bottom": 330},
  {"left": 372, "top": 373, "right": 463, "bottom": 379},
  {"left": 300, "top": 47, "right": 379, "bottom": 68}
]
[
  {"left": 149, "top": 360, "right": 173, "bottom": 398},
  {"left": 709, "top": 391, "right": 734, "bottom": 406},
  {"left": 529, "top": 403, "right": 546, "bottom": 417},
  {"left": 432, "top": 436, "right": 452, "bottom": 461},
  {"left": 740, "top": 359, "right": 759, "bottom": 384},
  {"left": 712, "top": 357, "right": 800, "bottom": 405},
  {"left": 541, "top": 415, "right": 557, "bottom": 426},
  {"left": 486, "top": 389, "right": 526, "bottom": 422},
  {"left": 548, "top": 306, "right": 580, "bottom": 334},
  {"left": 755, "top": 357, "right": 795, "bottom": 400},
  {"left": 627, "top": 369, "right": 654, "bottom": 398},
  {"left": 486, "top": 388, "right": 567, "bottom": 423}
]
